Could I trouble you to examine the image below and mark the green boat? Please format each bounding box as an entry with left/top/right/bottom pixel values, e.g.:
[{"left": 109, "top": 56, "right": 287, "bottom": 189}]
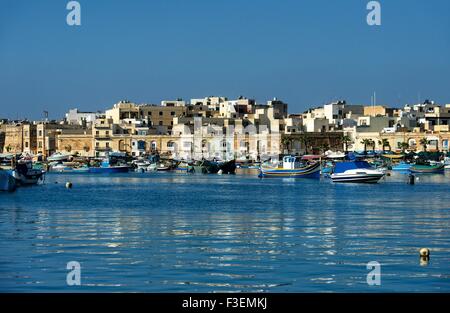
[{"left": 409, "top": 164, "right": 445, "bottom": 174}]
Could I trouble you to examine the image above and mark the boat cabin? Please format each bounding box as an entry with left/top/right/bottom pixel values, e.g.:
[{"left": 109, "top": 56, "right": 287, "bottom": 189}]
[{"left": 282, "top": 156, "right": 303, "bottom": 169}]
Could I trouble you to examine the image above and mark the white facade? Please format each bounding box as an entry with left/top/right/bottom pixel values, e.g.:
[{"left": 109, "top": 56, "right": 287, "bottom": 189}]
[{"left": 65, "top": 109, "right": 99, "bottom": 126}]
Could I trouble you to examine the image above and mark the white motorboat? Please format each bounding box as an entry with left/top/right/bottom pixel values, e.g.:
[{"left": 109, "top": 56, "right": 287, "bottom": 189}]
[
  {"left": 331, "top": 168, "right": 385, "bottom": 183},
  {"left": 47, "top": 152, "right": 71, "bottom": 162},
  {"left": 330, "top": 161, "right": 385, "bottom": 183}
]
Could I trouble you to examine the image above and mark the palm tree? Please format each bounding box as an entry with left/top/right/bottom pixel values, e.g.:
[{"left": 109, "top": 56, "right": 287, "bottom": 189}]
[
  {"left": 419, "top": 138, "right": 428, "bottom": 152},
  {"left": 399, "top": 142, "right": 409, "bottom": 153},
  {"left": 299, "top": 133, "right": 310, "bottom": 155},
  {"left": 319, "top": 143, "right": 330, "bottom": 154},
  {"left": 342, "top": 135, "right": 352, "bottom": 153},
  {"left": 281, "top": 137, "right": 293, "bottom": 154},
  {"left": 378, "top": 139, "right": 391, "bottom": 152},
  {"left": 368, "top": 139, "right": 376, "bottom": 152},
  {"left": 360, "top": 139, "right": 372, "bottom": 155}
]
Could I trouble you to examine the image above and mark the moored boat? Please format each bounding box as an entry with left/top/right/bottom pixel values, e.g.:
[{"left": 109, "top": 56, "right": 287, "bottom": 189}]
[
  {"left": 409, "top": 164, "right": 445, "bottom": 174},
  {"left": 217, "top": 160, "right": 236, "bottom": 174},
  {"left": 392, "top": 162, "right": 412, "bottom": 172},
  {"left": 89, "top": 158, "right": 129, "bottom": 173},
  {"left": 47, "top": 152, "right": 71, "bottom": 162},
  {"left": 12, "top": 160, "right": 45, "bottom": 185},
  {"left": 259, "top": 156, "right": 321, "bottom": 178},
  {"left": 330, "top": 161, "right": 384, "bottom": 183}
]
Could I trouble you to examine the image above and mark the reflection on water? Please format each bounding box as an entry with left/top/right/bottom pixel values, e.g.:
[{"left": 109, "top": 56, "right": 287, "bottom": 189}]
[{"left": 1, "top": 171, "right": 450, "bottom": 292}]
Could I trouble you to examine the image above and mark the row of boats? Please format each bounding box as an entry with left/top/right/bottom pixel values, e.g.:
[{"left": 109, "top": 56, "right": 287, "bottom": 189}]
[
  {"left": 259, "top": 154, "right": 449, "bottom": 183},
  {"left": 2, "top": 151, "right": 449, "bottom": 191}
]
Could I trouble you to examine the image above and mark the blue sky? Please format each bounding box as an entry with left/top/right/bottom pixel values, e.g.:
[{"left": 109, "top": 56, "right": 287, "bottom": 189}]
[{"left": 1, "top": 0, "right": 449, "bottom": 120}]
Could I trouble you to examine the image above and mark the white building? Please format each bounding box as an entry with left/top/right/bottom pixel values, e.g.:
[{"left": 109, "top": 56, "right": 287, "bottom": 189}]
[{"left": 65, "top": 109, "right": 99, "bottom": 126}]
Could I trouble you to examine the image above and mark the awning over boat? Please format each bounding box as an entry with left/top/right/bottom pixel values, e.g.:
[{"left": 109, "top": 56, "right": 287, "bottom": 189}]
[{"left": 301, "top": 155, "right": 323, "bottom": 160}]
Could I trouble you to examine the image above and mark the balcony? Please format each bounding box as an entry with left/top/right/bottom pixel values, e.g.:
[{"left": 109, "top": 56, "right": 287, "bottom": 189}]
[
  {"left": 95, "top": 146, "right": 112, "bottom": 151},
  {"left": 94, "top": 135, "right": 111, "bottom": 140}
]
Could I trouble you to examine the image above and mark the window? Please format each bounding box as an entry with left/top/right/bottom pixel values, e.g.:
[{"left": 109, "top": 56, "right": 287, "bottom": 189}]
[
  {"left": 159, "top": 112, "right": 163, "bottom": 116},
  {"left": 171, "top": 112, "right": 175, "bottom": 116},
  {"left": 106, "top": 131, "right": 109, "bottom": 135},
  {"left": 159, "top": 121, "right": 163, "bottom": 126},
  {"left": 25, "top": 141, "right": 29, "bottom": 148},
  {"left": 38, "top": 141, "right": 42, "bottom": 148},
  {"left": 38, "top": 131, "right": 42, "bottom": 137},
  {"left": 106, "top": 142, "right": 110, "bottom": 148},
  {"left": 96, "top": 142, "right": 99, "bottom": 147}
]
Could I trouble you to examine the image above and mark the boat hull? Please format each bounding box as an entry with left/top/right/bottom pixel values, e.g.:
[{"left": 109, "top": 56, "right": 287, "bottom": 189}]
[
  {"left": 89, "top": 166, "right": 129, "bottom": 173},
  {"left": 331, "top": 173, "right": 384, "bottom": 183},
  {"left": 259, "top": 162, "right": 321, "bottom": 178},
  {"left": 409, "top": 165, "right": 445, "bottom": 174}
]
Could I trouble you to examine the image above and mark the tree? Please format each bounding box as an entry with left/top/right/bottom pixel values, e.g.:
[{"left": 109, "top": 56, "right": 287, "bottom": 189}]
[
  {"left": 419, "top": 138, "right": 428, "bottom": 152},
  {"left": 378, "top": 138, "right": 391, "bottom": 152},
  {"left": 399, "top": 142, "right": 409, "bottom": 153},
  {"left": 281, "top": 137, "right": 293, "bottom": 154},
  {"left": 299, "top": 133, "right": 310, "bottom": 155},
  {"left": 5, "top": 144, "right": 12, "bottom": 153},
  {"left": 342, "top": 135, "right": 352, "bottom": 153},
  {"left": 368, "top": 139, "right": 376, "bottom": 152},
  {"left": 360, "top": 139, "right": 373, "bottom": 154}
]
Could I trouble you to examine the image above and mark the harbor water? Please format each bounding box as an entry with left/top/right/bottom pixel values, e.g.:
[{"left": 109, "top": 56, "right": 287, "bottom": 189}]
[{"left": 1, "top": 172, "right": 450, "bottom": 292}]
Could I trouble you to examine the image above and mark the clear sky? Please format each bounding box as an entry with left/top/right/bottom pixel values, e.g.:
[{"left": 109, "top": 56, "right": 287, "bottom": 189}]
[{"left": 1, "top": 0, "right": 449, "bottom": 120}]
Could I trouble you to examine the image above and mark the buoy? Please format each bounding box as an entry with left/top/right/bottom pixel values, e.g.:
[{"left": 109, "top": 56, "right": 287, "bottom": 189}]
[
  {"left": 65, "top": 182, "right": 73, "bottom": 189},
  {"left": 419, "top": 248, "right": 430, "bottom": 257}
]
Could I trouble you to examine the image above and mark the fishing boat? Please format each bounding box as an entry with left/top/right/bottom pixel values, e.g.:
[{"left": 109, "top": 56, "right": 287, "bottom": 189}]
[
  {"left": 193, "top": 160, "right": 220, "bottom": 174},
  {"left": 391, "top": 162, "right": 412, "bottom": 172},
  {"left": 50, "top": 163, "right": 89, "bottom": 173},
  {"left": 259, "top": 156, "right": 321, "bottom": 178},
  {"left": 175, "top": 160, "right": 194, "bottom": 173},
  {"left": 331, "top": 161, "right": 384, "bottom": 183},
  {"left": 156, "top": 163, "right": 172, "bottom": 172},
  {"left": 12, "top": 160, "right": 46, "bottom": 185},
  {"left": 409, "top": 163, "right": 445, "bottom": 174},
  {"left": 89, "top": 158, "right": 129, "bottom": 173},
  {"left": 0, "top": 169, "right": 16, "bottom": 192},
  {"left": 218, "top": 160, "right": 236, "bottom": 174}
]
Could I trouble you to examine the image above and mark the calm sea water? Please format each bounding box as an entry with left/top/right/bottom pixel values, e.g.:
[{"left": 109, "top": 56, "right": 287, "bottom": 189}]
[{"left": 1, "top": 171, "right": 450, "bottom": 292}]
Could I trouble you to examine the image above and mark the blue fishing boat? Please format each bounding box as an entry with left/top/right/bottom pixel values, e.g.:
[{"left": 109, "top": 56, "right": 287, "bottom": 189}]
[
  {"left": 89, "top": 159, "right": 129, "bottom": 173},
  {"left": 0, "top": 169, "right": 16, "bottom": 192},
  {"left": 259, "top": 156, "right": 321, "bottom": 178},
  {"left": 392, "top": 162, "right": 412, "bottom": 172}
]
